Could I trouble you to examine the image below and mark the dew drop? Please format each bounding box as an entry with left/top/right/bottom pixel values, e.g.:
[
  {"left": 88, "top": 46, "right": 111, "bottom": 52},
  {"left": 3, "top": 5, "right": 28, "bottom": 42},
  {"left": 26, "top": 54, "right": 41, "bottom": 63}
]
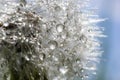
[
  {"left": 18, "top": 17, "right": 23, "bottom": 22},
  {"left": 84, "top": 75, "right": 89, "bottom": 79},
  {"left": 79, "top": 35, "right": 87, "bottom": 43},
  {"left": 81, "top": 77, "right": 84, "bottom": 80},
  {"left": 61, "top": 32, "right": 67, "bottom": 39},
  {"left": 12, "top": 35, "right": 18, "bottom": 40},
  {"left": 76, "top": 58, "right": 80, "bottom": 64},
  {"left": 56, "top": 24, "right": 64, "bottom": 32},
  {"left": 0, "top": 22, "right": 3, "bottom": 27},
  {"left": 39, "top": 53, "right": 45, "bottom": 61},
  {"left": 48, "top": 40, "right": 58, "bottom": 50},
  {"left": 3, "top": 23, "right": 9, "bottom": 27},
  {"left": 54, "top": 5, "right": 61, "bottom": 12},
  {"left": 80, "top": 68, "right": 84, "bottom": 73},
  {"left": 25, "top": 56, "right": 30, "bottom": 61},
  {"left": 0, "top": 29, "right": 6, "bottom": 41},
  {"left": 53, "top": 77, "right": 59, "bottom": 80},
  {"left": 42, "top": 23, "right": 47, "bottom": 30},
  {"left": 52, "top": 56, "right": 58, "bottom": 61},
  {"left": 86, "top": 61, "right": 96, "bottom": 70},
  {"left": 59, "top": 66, "right": 68, "bottom": 74},
  {"left": 60, "top": 43, "right": 64, "bottom": 47}
]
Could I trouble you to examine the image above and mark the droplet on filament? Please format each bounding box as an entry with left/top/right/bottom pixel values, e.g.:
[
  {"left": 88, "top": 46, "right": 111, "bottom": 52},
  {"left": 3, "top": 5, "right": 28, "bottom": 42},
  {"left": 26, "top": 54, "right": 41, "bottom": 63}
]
[
  {"left": 59, "top": 66, "right": 68, "bottom": 74},
  {"left": 56, "top": 24, "right": 64, "bottom": 33},
  {"left": 48, "top": 40, "right": 58, "bottom": 50}
]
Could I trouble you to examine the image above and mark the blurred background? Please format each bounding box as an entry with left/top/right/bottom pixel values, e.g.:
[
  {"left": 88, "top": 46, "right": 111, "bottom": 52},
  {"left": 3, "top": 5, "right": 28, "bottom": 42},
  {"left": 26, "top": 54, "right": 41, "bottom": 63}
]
[{"left": 91, "top": 0, "right": 120, "bottom": 80}]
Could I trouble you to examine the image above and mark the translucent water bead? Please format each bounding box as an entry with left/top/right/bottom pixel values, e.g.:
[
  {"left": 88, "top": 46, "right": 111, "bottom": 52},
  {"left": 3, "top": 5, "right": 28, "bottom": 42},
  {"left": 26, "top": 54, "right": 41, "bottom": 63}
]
[
  {"left": 59, "top": 66, "right": 68, "bottom": 75},
  {"left": 0, "top": 28, "right": 6, "bottom": 42},
  {"left": 56, "top": 24, "right": 64, "bottom": 33},
  {"left": 48, "top": 40, "right": 58, "bottom": 50}
]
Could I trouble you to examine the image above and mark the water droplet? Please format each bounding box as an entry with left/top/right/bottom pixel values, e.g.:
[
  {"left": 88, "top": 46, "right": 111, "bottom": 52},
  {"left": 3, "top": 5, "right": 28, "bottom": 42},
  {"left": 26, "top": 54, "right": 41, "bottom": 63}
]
[
  {"left": 48, "top": 40, "right": 58, "bottom": 50},
  {"left": 59, "top": 66, "right": 68, "bottom": 74},
  {"left": 56, "top": 24, "right": 64, "bottom": 32},
  {"left": 79, "top": 35, "right": 87, "bottom": 43},
  {"left": 53, "top": 77, "right": 60, "bottom": 80},
  {"left": 52, "top": 56, "right": 58, "bottom": 61},
  {"left": 84, "top": 75, "right": 89, "bottom": 79},
  {"left": 12, "top": 35, "right": 18, "bottom": 40},
  {"left": 5, "top": 23, "right": 17, "bottom": 30},
  {"left": 0, "top": 29, "right": 6, "bottom": 41},
  {"left": 86, "top": 61, "right": 96, "bottom": 70},
  {"left": 76, "top": 58, "right": 80, "bottom": 64},
  {"left": 61, "top": 32, "right": 67, "bottom": 39},
  {"left": 39, "top": 53, "right": 45, "bottom": 61},
  {"left": 18, "top": 32, "right": 22, "bottom": 36},
  {"left": 0, "top": 22, "right": 3, "bottom": 27},
  {"left": 25, "top": 38, "right": 29, "bottom": 42},
  {"left": 3, "top": 23, "right": 9, "bottom": 27},
  {"left": 42, "top": 23, "right": 47, "bottom": 30},
  {"left": 81, "top": 77, "right": 84, "bottom": 80},
  {"left": 80, "top": 68, "right": 84, "bottom": 73},
  {"left": 18, "top": 17, "right": 23, "bottom": 22},
  {"left": 54, "top": 5, "right": 61, "bottom": 12},
  {"left": 60, "top": 43, "right": 64, "bottom": 47},
  {"left": 25, "top": 56, "right": 30, "bottom": 61}
]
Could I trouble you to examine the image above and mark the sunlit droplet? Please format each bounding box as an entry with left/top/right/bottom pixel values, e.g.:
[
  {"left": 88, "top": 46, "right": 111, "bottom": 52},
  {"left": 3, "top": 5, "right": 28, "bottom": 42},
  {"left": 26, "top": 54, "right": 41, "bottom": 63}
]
[
  {"left": 0, "top": 29, "right": 6, "bottom": 41},
  {"left": 59, "top": 66, "right": 68, "bottom": 74},
  {"left": 54, "top": 5, "right": 61, "bottom": 12},
  {"left": 48, "top": 40, "right": 58, "bottom": 50},
  {"left": 39, "top": 53, "right": 45, "bottom": 61},
  {"left": 25, "top": 56, "right": 30, "bottom": 61},
  {"left": 3, "top": 23, "right": 9, "bottom": 27},
  {"left": 61, "top": 32, "right": 67, "bottom": 39},
  {"left": 53, "top": 77, "right": 60, "bottom": 80},
  {"left": 42, "top": 23, "right": 47, "bottom": 30},
  {"left": 18, "top": 17, "right": 23, "bottom": 22},
  {"left": 56, "top": 24, "right": 64, "bottom": 33}
]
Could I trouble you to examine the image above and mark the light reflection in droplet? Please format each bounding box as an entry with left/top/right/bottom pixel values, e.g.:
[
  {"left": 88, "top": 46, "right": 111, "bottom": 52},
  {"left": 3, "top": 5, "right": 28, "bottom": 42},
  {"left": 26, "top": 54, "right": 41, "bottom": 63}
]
[
  {"left": 59, "top": 66, "right": 68, "bottom": 74},
  {"left": 56, "top": 24, "right": 64, "bottom": 33},
  {"left": 48, "top": 40, "right": 58, "bottom": 50}
]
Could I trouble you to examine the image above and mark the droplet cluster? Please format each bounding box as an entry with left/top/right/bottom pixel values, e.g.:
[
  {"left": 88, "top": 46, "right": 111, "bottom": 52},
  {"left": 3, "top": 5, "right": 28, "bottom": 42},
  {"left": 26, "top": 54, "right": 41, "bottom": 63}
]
[{"left": 0, "top": 0, "right": 104, "bottom": 80}]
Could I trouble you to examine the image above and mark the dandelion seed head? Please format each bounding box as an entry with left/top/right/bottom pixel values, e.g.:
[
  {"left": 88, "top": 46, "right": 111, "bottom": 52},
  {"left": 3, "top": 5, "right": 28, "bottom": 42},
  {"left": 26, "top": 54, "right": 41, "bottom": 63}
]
[{"left": 0, "top": 0, "right": 104, "bottom": 80}]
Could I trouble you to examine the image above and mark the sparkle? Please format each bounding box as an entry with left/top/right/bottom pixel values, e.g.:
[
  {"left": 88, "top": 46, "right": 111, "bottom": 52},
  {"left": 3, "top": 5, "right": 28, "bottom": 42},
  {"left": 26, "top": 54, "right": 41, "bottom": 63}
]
[
  {"left": 48, "top": 40, "right": 58, "bottom": 50},
  {"left": 56, "top": 24, "right": 64, "bottom": 33},
  {"left": 59, "top": 66, "right": 68, "bottom": 74}
]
